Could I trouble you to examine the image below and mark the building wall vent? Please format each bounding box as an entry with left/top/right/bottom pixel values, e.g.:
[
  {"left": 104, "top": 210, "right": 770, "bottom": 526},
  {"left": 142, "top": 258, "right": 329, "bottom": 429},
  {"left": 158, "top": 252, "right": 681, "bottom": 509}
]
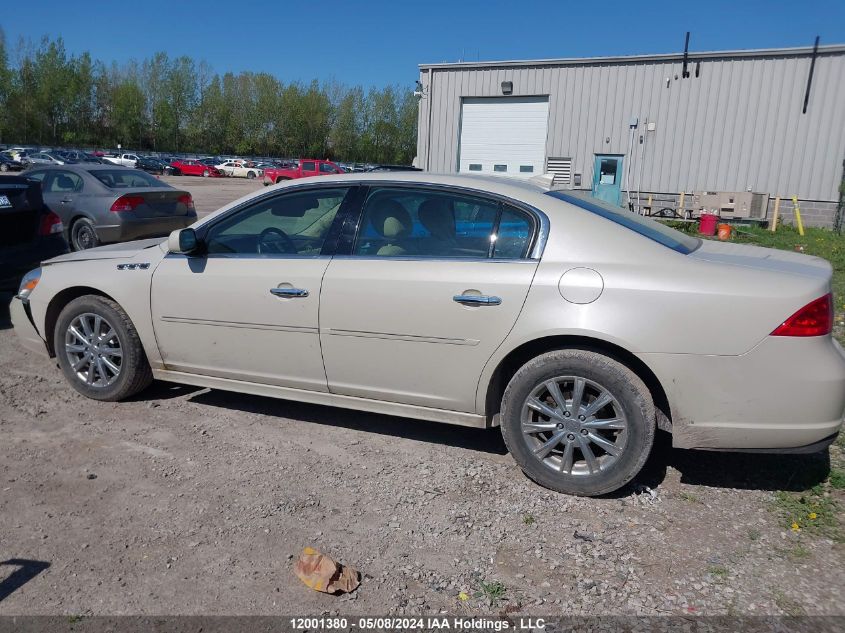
[{"left": 546, "top": 157, "right": 573, "bottom": 186}]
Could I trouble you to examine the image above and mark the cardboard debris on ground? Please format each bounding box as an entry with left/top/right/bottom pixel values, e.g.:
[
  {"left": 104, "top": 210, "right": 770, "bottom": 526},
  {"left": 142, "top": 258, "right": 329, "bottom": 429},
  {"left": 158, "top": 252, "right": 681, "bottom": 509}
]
[{"left": 294, "top": 547, "right": 360, "bottom": 594}]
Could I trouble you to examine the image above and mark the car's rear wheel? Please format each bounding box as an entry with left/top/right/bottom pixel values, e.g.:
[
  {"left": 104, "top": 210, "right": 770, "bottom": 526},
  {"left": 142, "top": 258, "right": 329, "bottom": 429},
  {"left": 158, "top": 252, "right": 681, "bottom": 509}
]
[
  {"left": 55, "top": 295, "right": 153, "bottom": 401},
  {"left": 500, "top": 349, "right": 655, "bottom": 497},
  {"left": 70, "top": 218, "right": 99, "bottom": 251}
]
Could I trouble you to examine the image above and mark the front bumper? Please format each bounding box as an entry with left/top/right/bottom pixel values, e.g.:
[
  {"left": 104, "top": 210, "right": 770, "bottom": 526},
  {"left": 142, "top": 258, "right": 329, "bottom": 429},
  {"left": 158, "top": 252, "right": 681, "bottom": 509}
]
[
  {"left": 641, "top": 336, "right": 845, "bottom": 451},
  {"left": 10, "top": 297, "right": 49, "bottom": 356},
  {"left": 96, "top": 215, "right": 195, "bottom": 244}
]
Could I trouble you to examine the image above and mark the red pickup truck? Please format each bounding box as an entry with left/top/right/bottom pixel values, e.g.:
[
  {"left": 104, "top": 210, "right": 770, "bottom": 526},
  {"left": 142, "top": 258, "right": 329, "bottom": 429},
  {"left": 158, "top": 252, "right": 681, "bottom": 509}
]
[{"left": 262, "top": 159, "right": 344, "bottom": 185}]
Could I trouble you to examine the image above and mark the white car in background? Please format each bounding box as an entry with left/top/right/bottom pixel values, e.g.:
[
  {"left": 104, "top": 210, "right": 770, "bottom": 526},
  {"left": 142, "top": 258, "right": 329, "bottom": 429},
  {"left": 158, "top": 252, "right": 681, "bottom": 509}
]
[
  {"left": 11, "top": 173, "right": 845, "bottom": 496},
  {"left": 102, "top": 153, "right": 140, "bottom": 168},
  {"left": 216, "top": 160, "right": 263, "bottom": 180}
]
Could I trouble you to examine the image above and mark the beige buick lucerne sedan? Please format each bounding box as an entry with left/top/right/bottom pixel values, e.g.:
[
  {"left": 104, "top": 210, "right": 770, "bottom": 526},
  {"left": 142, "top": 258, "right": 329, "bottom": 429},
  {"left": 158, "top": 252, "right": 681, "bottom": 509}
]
[{"left": 12, "top": 173, "right": 845, "bottom": 496}]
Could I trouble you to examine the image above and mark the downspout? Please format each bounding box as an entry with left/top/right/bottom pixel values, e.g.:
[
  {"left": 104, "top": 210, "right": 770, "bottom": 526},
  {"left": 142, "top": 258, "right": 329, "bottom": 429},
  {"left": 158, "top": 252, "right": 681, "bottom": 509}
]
[
  {"left": 426, "top": 68, "right": 435, "bottom": 171},
  {"left": 636, "top": 130, "right": 646, "bottom": 214}
]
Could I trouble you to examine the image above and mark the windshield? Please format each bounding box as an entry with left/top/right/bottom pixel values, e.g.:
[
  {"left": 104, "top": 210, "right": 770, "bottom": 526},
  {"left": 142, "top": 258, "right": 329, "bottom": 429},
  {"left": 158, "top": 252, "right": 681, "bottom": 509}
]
[
  {"left": 546, "top": 190, "right": 700, "bottom": 254},
  {"left": 92, "top": 169, "right": 167, "bottom": 188}
]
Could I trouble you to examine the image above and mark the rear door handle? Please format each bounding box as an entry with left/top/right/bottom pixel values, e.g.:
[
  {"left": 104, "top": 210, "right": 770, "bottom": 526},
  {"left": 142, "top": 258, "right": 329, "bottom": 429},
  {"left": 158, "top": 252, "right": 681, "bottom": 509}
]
[
  {"left": 270, "top": 287, "right": 309, "bottom": 298},
  {"left": 453, "top": 294, "right": 502, "bottom": 306}
]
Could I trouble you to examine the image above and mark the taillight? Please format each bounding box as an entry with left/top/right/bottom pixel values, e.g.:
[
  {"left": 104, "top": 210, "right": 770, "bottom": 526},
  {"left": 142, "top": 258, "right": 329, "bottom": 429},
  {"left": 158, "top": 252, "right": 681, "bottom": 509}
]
[
  {"left": 771, "top": 294, "right": 833, "bottom": 337},
  {"left": 39, "top": 211, "right": 64, "bottom": 235},
  {"left": 177, "top": 193, "right": 195, "bottom": 212},
  {"left": 110, "top": 195, "right": 144, "bottom": 212}
]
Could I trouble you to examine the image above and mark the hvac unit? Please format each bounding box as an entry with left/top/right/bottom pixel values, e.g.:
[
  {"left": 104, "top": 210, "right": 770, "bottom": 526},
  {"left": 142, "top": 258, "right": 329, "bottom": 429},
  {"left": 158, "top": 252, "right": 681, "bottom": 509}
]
[{"left": 692, "top": 191, "right": 769, "bottom": 219}]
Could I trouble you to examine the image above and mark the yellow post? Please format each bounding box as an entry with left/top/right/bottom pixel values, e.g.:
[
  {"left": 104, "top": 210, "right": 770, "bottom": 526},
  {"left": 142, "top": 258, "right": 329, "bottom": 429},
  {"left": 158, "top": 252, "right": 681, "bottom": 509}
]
[
  {"left": 770, "top": 196, "right": 781, "bottom": 231},
  {"left": 678, "top": 191, "right": 685, "bottom": 217},
  {"left": 791, "top": 195, "right": 805, "bottom": 236}
]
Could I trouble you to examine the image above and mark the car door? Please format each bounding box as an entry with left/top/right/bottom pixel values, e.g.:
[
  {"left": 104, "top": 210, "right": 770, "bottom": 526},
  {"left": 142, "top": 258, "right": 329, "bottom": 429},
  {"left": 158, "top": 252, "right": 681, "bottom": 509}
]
[
  {"left": 300, "top": 161, "right": 318, "bottom": 178},
  {"left": 319, "top": 184, "right": 541, "bottom": 413},
  {"left": 40, "top": 170, "right": 83, "bottom": 229},
  {"left": 150, "top": 185, "right": 354, "bottom": 390}
]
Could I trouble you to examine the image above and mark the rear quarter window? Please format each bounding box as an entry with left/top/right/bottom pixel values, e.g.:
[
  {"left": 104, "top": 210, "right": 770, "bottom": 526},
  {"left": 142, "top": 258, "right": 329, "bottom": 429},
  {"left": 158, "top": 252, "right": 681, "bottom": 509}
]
[{"left": 546, "top": 190, "right": 700, "bottom": 254}]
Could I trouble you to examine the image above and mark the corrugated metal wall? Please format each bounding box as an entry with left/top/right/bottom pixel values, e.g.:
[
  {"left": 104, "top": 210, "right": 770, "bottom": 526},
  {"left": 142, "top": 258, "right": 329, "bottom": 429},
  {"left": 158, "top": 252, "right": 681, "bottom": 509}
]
[{"left": 417, "top": 50, "right": 845, "bottom": 202}]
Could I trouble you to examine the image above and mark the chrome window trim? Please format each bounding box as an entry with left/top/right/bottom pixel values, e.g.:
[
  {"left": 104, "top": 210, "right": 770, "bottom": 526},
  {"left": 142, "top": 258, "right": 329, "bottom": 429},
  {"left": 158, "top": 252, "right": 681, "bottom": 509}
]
[
  {"left": 330, "top": 255, "right": 538, "bottom": 264},
  {"left": 193, "top": 179, "right": 550, "bottom": 260},
  {"left": 164, "top": 252, "right": 332, "bottom": 261}
]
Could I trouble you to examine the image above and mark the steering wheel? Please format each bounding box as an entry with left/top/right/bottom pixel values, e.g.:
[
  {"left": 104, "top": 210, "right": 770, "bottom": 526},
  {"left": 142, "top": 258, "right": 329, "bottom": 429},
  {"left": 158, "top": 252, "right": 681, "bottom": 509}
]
[{"left": 257, "top": 227, "right": 297, "bottom": 254}]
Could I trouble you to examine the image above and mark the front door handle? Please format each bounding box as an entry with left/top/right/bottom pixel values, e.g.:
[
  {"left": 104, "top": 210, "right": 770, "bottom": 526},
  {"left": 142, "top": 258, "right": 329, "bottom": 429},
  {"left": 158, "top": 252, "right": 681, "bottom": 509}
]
[
  {"left": 270, "top": 287, "right": 309, "bottom": 298},
  {"left": 453, "top": 294, "right": 502, "bottom": 306},
  {"left": 61, "top": 197, "right": 73, "bottom": 203}
]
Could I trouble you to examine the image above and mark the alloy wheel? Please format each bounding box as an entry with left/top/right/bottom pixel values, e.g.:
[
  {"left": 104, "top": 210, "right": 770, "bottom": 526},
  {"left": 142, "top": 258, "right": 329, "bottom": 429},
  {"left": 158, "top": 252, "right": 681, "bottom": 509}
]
[
  {"left": 64, "top": 313, "right": 123, "bottom": 387},
  {"left": 520, "top": 376, "right": 628, "bottom": 476}
]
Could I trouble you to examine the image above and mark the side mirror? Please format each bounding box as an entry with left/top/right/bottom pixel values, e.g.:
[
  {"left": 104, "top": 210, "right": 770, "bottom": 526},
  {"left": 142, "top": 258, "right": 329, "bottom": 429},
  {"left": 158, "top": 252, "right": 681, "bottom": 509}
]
[{"left": 167, "top": 228, "right": 199, "bottom": 254}]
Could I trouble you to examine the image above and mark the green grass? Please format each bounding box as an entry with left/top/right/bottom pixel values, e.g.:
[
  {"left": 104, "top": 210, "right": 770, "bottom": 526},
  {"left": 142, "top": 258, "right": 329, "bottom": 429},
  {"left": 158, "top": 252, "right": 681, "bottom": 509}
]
[
  {"left": 475, "top": 580, "right": 507, "bottom": 606},
  {"left": 678, "top": 491, "right": 702, "bottom": 504},
  {"left": 521, "top": 514, "right": 535, "bottom": 525},
  {"left": 773, "top": 588, "right": 807, "bottom": 617},
  {"left": 707, "top": 565, "right": 729, "bottom": 579},
  {"left": 829, "top": 468, "right": 845, "bottom": 490},
  {"left": 772, "top": 487, "right": 841, "bottom": 541},
  {"left": 747, "top": 528, "right": 761, "bottom": 541}
]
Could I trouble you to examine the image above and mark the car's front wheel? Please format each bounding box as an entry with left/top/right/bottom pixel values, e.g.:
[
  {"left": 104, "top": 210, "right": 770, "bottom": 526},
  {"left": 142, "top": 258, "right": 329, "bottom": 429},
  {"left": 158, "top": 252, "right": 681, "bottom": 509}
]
[
  {"left": 70, "top": 218, "right": 100, "bottom": 251},
  {"left": 202, "top": 169, "right": 209, "bottom": 177},
  {"left": 0, "top": 163, "right": 8, "bottom": 172},
  {"left": 55, "top": 295, "right": 153, "bottom": 401},
  {"left": 246, "top": 171, "right": 256, "bottom": 180},
  {"left": 500, "top": 349, "right": 655, "bottom": 496}
]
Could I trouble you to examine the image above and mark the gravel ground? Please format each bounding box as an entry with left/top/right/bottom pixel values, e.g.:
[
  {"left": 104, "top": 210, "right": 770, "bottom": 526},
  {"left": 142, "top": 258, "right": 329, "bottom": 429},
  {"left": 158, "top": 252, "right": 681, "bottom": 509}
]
[
  {"left": 1, "top": 177, "right": 842, "bottom": 618},
  {"left": 0, "top": 309, "right": 843, "bottom": 617}
]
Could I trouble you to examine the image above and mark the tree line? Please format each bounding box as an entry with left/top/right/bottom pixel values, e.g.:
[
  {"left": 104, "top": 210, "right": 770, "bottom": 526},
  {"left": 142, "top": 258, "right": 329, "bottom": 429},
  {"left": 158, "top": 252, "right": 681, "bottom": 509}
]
[{"left": 0, "top": 31, "right": 419, "bottom": 163}]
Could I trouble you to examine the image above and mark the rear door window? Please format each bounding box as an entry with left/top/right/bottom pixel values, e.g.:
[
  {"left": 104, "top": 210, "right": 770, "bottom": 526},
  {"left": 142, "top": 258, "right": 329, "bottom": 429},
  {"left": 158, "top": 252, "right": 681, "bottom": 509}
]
[
  {"left": 352, "top": 187, "right": 535, "bottom": 259},
  {"left": 47, "top": 171, "right": 83, "bottom": 193}
]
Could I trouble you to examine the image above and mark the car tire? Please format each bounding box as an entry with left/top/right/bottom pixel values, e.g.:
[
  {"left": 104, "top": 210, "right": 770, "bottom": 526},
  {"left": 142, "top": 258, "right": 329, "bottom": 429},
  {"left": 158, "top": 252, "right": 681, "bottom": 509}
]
[
  {"left": 202, "top": 169, "right": 209, "bottom": 177},
  {"left": 500, "top": 349, "right": 655, "bottom": 497},
  {"left": 0, "top": 163, "right": 8, "bottom": 172},
  {"left": 70, "top": 218, "right": 100, "bottom": 251},
  {"left": 54, "top": 295, "right": 153, "bottom": 402},
  {"left": 246, "top": 171, "right": 256, "bottom": 180}
]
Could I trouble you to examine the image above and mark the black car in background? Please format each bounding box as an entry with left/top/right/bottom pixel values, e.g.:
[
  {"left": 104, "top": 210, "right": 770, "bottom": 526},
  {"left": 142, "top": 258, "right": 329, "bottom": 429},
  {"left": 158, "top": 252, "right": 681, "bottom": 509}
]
[
  {"left": 0, "top": 153, "right": 25, "bottom": 172},
  {"left": 137, "top": 156, "right": 182, "bottom": 176},
  {"left": 0, "top": 175, "right": 68, "bottom": 289}
]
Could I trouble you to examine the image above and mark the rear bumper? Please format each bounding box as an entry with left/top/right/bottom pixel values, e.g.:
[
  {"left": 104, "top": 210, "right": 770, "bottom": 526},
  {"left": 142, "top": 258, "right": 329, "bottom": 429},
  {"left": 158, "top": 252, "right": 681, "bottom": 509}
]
[
  {"left": 10, "top": 297, "right": 49, "bottom": 356},
  {"left": 640, "top": 336, "right": 845, "bottom": 451},
  {"left": 97, "top": 215, "right": 195, "bottom": 244}
]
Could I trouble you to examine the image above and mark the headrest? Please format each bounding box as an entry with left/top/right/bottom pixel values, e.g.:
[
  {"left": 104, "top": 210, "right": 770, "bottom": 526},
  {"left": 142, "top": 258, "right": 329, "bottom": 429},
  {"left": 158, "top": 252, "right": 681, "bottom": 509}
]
[{"left": 369, "top": 199, "right": 412, "bottom": 239}]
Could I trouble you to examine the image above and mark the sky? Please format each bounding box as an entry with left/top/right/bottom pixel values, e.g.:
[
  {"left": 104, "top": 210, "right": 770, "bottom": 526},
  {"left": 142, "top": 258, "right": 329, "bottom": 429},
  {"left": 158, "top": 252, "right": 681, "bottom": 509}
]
[{"left": 2, "top": 0, "right": 844, "bottom": 88}]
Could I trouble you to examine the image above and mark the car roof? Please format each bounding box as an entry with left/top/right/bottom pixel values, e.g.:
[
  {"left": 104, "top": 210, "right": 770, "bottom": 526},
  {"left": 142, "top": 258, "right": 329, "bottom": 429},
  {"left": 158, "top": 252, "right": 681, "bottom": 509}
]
[
  {"left": 294, "top": 171, "right": 549, "bottom": 197},
  {"left": 26, "top": 164, "right": 134, "bottom": 172}
]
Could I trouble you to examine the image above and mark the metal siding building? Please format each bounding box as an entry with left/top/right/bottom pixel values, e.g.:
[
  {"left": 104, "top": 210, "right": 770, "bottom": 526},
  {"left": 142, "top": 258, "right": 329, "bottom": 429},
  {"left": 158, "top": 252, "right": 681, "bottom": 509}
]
[{"left": 417, "top": 46, "right": 845, "bottom": 226}]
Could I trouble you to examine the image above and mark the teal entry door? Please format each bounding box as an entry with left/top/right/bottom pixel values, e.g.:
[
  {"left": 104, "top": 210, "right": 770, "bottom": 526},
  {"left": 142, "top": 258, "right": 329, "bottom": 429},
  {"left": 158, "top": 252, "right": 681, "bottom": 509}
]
[{"left": 592, "top": 155, "right": 623, "bottom": 206}]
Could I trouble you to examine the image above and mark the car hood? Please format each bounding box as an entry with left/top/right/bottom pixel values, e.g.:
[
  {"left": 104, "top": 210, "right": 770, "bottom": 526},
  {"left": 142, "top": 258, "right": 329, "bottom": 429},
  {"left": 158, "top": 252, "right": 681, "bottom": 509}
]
[
  {"left": 689, "top": 239, "right": 832, "bottom": 282},
  {"left": 44, "top": 238, "right": 165, "bottom": 264}
]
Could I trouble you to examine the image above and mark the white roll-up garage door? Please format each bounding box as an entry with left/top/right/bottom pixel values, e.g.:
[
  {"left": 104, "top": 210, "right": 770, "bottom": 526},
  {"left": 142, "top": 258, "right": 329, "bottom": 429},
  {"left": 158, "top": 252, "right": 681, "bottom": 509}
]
[{"left": 458, "top": 96, "right": 549, "bottom": 179}]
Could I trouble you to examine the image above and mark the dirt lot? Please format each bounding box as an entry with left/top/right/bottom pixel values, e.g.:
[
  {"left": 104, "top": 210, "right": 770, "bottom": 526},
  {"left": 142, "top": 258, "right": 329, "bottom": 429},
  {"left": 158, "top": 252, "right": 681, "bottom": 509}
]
[{"left": 0, "top": 177, "right": 843, "bottom": 618}]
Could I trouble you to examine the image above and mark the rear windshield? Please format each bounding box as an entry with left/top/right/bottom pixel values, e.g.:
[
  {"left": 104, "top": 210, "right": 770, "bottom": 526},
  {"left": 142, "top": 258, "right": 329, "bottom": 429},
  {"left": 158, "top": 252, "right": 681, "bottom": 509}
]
[
  {"left": 92, "top": 169, "right": 165, "bottom": 189},
  {"left": 546, "top": 190, "right": 700, "bottom": 254}
]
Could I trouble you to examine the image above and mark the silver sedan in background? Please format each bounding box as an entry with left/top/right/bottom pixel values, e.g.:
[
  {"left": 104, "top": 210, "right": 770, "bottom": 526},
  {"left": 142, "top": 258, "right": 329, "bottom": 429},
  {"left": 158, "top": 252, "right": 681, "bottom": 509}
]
[{"left": 23, "top": 164, "right": 197, "bottom": 250}]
